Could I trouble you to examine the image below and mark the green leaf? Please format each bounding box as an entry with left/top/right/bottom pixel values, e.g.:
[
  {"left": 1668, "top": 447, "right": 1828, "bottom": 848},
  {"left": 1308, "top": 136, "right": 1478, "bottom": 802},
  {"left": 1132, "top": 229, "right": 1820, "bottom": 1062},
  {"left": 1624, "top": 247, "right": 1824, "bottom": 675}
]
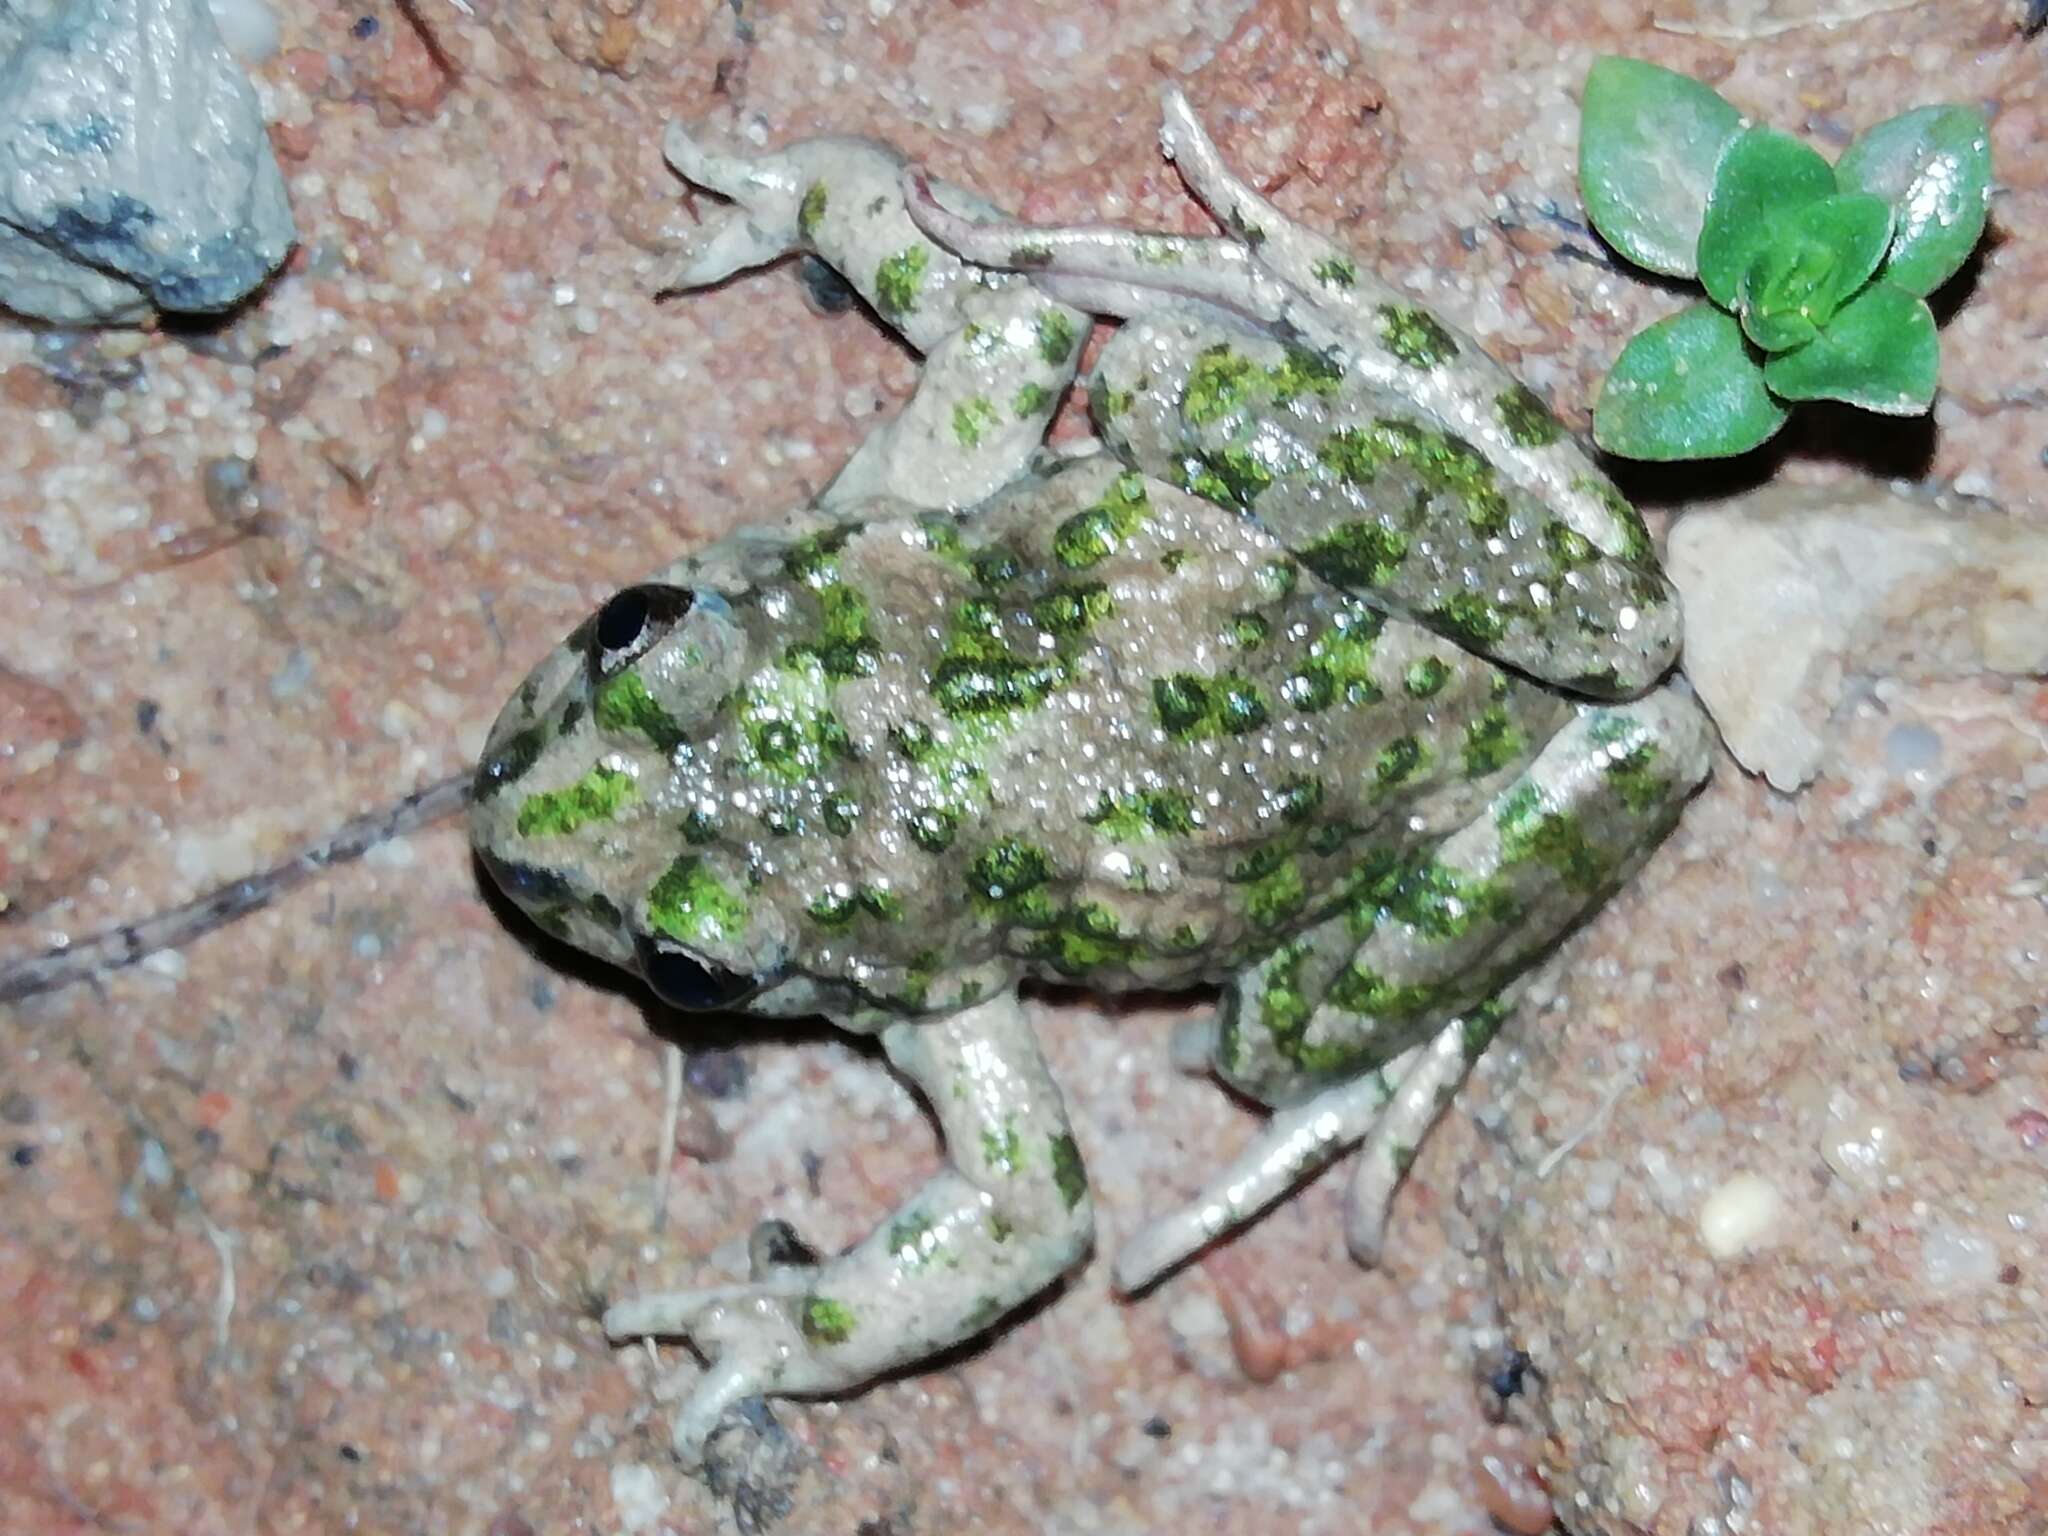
[
  {"left": 1578, "top": 56, "right": 1744, "bottom": 278},
  {"left": 1735, "top": 193, "right": 1894, "bottom": 350},
  {"left": 1594, "top": 303, "right": 1789, "bottom": 460},
  {"left": 1739, "top": 302, "right": 1819, "bottom": 353},
  {"left": 1762, "top": 281, "right": 1938, "bottom": 413},
  {"left": 1835, "top": 105, "right": 1993, "bottom": 297},
  {"left": 1697, "top": 126, "right": 1836, "bottom": 307}
]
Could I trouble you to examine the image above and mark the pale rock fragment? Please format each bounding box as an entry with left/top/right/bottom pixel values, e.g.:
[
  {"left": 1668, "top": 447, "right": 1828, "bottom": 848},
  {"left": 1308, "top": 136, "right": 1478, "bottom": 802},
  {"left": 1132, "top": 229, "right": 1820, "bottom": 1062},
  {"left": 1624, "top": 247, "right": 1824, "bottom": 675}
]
[
  {"left": 1667, "top": 481, "right": 2048, "bottom": 791},
  {"left": 0, "top": 0, "right": 295, "bottom": 324},
  {"left": 1653, "top": 0, "right": 1922, "bottom": 37}
]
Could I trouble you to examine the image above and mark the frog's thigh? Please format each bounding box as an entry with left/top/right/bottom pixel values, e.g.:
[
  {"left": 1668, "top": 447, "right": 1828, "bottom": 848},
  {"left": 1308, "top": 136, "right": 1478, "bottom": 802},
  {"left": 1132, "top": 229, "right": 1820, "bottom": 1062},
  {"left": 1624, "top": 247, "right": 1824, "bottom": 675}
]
[
  {"left": 604, "top": 992, "right": 1094, "bottom": 1464},
  {"left": 1219, "top": 686, "right": 1712, "bottom": 1105}
]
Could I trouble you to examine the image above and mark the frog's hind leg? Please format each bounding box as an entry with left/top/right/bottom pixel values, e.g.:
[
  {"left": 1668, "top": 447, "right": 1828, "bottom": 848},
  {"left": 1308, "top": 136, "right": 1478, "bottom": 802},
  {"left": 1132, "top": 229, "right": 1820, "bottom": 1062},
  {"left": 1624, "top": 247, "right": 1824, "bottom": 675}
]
[
  {"left": 660, "top": 125, "right": 1084, "bottom": 511},
  {"left": 1113, "top": 1033, "right": 1428, "bottom": 1292},
  {"left": 1116, "top": 688, "right": 1712, "bottom": 1289},
  {"left": 603, "top": 993, "right": 1094, "bottom": 1466},
  {"left": 903, "top": 168, "right": 1294, "bottom": 329}
]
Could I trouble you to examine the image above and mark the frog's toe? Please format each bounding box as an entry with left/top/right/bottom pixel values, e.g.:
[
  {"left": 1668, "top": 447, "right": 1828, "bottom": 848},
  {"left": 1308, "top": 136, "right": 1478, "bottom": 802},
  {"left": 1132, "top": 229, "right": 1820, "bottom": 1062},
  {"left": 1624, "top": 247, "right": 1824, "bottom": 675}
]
[{"left": 602, "top": 1277, "right": 808, "bottom": 1342}]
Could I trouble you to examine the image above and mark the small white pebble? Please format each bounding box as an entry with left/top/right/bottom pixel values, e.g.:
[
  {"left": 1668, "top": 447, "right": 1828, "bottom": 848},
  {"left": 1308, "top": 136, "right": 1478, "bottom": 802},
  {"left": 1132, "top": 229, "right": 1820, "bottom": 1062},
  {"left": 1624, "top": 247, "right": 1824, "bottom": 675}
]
[
  {"left": 610, "top": 1463, "right": 668, "bottom": 1531},
  {"left": 1699, "top": 1172, "right": 1783, "bottom": 1257}
]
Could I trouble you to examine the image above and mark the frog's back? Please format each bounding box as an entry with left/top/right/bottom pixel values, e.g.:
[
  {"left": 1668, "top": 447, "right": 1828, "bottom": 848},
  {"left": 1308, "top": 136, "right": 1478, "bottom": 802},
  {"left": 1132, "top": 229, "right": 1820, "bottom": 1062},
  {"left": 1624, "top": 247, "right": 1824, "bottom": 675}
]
[{"left": 677, "top": 454, "right": 1573, "bottom": 1011}]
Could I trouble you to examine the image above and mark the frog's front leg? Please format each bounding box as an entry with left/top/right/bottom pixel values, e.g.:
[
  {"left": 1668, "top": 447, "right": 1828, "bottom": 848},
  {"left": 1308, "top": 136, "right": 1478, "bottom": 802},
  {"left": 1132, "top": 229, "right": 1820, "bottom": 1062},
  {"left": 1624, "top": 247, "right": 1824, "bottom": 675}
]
[
  {"left": 603, "top": 992, "right": 1093, "bottom": 1464},
  {"left": 661, "top": 125, "right": 1083, "bottom": 512}
]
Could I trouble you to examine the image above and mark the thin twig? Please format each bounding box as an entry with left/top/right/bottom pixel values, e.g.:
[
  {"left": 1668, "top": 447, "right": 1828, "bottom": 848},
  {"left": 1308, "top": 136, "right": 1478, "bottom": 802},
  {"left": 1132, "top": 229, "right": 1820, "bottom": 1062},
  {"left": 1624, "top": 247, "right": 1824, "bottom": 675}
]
[
  {"left": 0, "top": 773, "right": 471, "bottom": 1004},
  {"left": 653, "top": 1043, "right": 684, "bottom": 1232}
]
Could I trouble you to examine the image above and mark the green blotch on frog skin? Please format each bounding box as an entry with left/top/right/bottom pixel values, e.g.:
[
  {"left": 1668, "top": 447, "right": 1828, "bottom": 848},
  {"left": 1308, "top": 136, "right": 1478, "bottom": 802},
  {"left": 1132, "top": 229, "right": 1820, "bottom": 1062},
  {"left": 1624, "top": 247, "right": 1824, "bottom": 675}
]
[
  {"left": 982, "top": 1122, "right": 1023, "bottom": 1172},
  {"left": 1377, "top": 304, "right": 1458, "bottom": 368},
  {"left": 1255, "top": 560, "right": 1298, "bottom": 601},
  {"left": 1316, "top": 419, "right": 1510, "bottom": 539},
  {"left": 1036, "top": 309, "right": 1077, "bottom": 366},
  {"left": 1085, "top": 788, "right": 1198, "bottom": 839},
  {"left": 1034, "top": 901, "right": 1139, "bottom": 976},
  {"left": 952, "top": 396, "right": 998, "bottom": 449},
  {"left": 1542, "top": 520, "right": 1597, "bottom": 569},
  {"left": 592, "top": 671, "right": 687, "bottom": 750},
  {"left": 1328, "top": 964, "right": 1457, "bottom": 1021},
  {"left": 1496, "top": 782, "right": 1609, "bottom": 894},
  {"left": 1571, "top": 474, "right": 1656, "bottom": 565},
  {"left": 821, "top": 795, "right": 860, "bottom": 836},
  {"left": 798, "top": 180, "right": 828, "bottom": 241},
  {"left": 682, "top": 808, "right": 722, "bottom": 844},
  {"left": 1031, "top": 583, "right": 1113, "bottom": 636},
  {"left": 1090, "top": 377, "right": 1135, "bottom": 422},
  {"left": 1230, "top": 612, "right": 1270, "bottom": 650},
  {"left": 1152, "top": 671, "right": 1269, "bottom": 740},
  {"left": 1285, "top": 606, "right": 1385, "bottom": 714},
  {"left": 1404, "top": 656, "right": 1452, "bottom": 698},
  {"left": 1430, "top": 592, "right": 1510, "bottom": 649},
  {"left": 1184, "top": 342, "right": 1342, "bottom": 428},
  {"left": 1373, "top": 735, "right": 1428, "bottom": 793},
  {"left": 515, "top": 763, "right": 637, "bottom": 838},
  {"left": 1300, "top": 519, "right": 1408, "bottom": 587},
  {"left": 1050, "top": 1134, "right": 1086, "bottom": 1210},
  {"left": 1461, "top": 999, "right": 1509, "bottom": 1062},
  {"left": 737, "top": 670, "right": 857, "bottom": 780},
  {"left": 1601, "top": 737, "right": 1672, "bottom": 816},
  {"left": 1495, "top": 384, "right": 1564, "bottom": 448},
  {"left": 1013, "top": 381, "right": 1051, "bottom": 419},
  {"left": 1051, "top": 473, "right": 1149, "bottom": 569},
  {"left": 1183, "top": 446, "right": 1274, "bottom": 509},
  {"left": 968, "top": 837, "right": 1051, "bottom": 904},
  {"left": 888, "top": 1211, "right": 944, "bottom": 1268},
  {"left": 875, "top": 245, "right": 929, "bottom": 318},
  {"left": 931, "top": 597, "right": 1069, "bottom": 719},
  {"left": 1386, "top": 857, "right": 1517, "bottom": 940},
  {"left": 907, "top": 805, "right": 959, "bottom": 853},
  {"left": 1244, "top": 857, "right": 1307, "bottom": 929},
  {"left": 646, "top": 855, "right": 748, "bottom": 946},
  {"left": 1312, "top": 255, "right": 1357, "bottom": 288},
  {"left": 1462, "top": 705, "right": 1526, "bottom": 779},
  {"left": 801, "top": 1296, "right": 856, "bottom": 1345}
]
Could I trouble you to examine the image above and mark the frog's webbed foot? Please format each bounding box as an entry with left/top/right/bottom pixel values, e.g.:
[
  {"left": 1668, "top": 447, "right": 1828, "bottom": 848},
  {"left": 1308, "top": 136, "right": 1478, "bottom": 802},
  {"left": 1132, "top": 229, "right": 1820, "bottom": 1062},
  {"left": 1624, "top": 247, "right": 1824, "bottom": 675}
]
[
  {"left": 605, "top": 995, "right": 1094, "bottom": 1467},
  {"left": 658, "top": 122, "right": 820, "bottom": 291}
]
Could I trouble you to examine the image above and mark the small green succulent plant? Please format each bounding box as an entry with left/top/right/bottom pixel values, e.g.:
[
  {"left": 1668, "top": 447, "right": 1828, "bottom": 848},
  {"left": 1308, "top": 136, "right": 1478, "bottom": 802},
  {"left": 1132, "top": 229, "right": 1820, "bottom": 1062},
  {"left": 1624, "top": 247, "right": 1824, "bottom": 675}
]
[{"left": 1578, "top": 56, "right": 1993, "bottom": 460}]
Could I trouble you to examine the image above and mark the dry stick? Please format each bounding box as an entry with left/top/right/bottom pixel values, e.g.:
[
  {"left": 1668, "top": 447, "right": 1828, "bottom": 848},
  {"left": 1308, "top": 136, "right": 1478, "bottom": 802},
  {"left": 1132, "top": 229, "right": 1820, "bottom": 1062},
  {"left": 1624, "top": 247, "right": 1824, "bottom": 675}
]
[{"left": 0, "top": 772, "right": 472, "bottom": 1004}]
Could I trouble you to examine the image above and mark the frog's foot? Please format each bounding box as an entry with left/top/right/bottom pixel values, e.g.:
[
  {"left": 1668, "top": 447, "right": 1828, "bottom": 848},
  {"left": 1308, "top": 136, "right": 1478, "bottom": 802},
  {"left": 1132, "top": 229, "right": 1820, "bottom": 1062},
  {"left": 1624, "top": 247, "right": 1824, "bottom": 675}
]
[
  {"left": 1113, "top": 1033, "right": 1428, "bottom": 1293},
  {"left": 658, "top": 122, "right": 819, "bottom": 291},
  {"left": 605, "top": 995, "right": 1094, "bottom": 1467}
]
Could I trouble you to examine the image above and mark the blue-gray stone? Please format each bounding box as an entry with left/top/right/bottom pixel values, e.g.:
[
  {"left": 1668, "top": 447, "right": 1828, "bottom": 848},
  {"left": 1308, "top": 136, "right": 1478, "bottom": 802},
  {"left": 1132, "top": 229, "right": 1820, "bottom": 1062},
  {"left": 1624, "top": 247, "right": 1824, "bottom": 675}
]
[{"left": 0, "top": 0, "right": 296, "bottom": 324}]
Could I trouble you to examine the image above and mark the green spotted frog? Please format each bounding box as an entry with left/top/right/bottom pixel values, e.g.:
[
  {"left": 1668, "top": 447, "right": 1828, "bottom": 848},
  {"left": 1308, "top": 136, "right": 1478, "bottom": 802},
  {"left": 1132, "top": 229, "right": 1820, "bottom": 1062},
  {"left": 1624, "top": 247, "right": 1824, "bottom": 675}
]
[{"left": 469, "top": 89, "right": 1712, "bottom": 1463}]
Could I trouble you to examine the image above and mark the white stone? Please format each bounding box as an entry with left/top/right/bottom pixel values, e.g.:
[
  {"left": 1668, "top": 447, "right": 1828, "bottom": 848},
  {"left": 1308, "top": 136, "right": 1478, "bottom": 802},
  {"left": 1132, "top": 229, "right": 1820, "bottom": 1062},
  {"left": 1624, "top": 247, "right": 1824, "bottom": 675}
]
[
  {"left": 1668, "top": 481, "right": 2048, "bottom": 790},
  {"left": 1699, "top": 1171, "right": 1784, "bottom": 1257},
  {"left": 0, "top": 0, "right": 295, "bottom": 324}
]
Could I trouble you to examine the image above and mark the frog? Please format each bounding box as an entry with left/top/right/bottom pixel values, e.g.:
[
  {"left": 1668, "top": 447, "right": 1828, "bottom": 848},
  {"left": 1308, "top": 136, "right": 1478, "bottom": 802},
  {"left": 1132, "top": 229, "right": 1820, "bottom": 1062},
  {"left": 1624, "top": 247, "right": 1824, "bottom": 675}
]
[{"left": 469, "top": 89, "right": 1713, "bottom": 1465}]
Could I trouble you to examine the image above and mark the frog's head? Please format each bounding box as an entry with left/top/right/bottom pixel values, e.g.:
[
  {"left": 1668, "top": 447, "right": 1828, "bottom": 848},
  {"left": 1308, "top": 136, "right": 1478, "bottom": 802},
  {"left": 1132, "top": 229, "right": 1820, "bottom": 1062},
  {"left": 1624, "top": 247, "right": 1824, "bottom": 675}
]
[{"left": 469, "top": 579, "right": 791, "bottom": 1014}]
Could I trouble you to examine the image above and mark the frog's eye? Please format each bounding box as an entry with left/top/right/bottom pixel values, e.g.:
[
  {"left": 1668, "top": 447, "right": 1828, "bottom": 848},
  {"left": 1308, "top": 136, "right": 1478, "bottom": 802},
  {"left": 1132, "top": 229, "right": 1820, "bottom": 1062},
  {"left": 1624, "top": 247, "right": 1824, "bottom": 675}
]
[
  {"left": 588, "top": 584, "right": 695, "bottom": 677},
  {"left": 634, "top": 933, "right": 772, "bottom": 1012}
]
